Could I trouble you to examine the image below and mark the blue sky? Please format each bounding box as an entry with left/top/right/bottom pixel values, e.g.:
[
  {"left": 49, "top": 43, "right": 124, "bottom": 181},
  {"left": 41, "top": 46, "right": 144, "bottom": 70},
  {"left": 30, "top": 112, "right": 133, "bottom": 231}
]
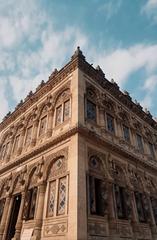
[{"left": 0, "top": 0, "right": 157, "bottom": 121}]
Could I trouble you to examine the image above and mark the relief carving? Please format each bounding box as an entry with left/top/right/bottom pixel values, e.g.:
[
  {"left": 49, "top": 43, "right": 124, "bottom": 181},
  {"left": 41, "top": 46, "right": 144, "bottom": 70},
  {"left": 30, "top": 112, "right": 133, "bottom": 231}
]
[{"left": 44, "top": 222, "right": 67, "bottom": 236}]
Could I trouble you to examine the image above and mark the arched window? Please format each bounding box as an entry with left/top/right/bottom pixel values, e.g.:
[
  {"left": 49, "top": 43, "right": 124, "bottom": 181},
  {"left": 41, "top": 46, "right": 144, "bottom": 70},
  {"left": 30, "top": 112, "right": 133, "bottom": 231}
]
[
  {"left": 55, "top": 89, "right": 70, "bottom": 126},
  {"left": 0, "top": 133, "right": 11, "bottom": 161},
  {"left": 111, "top": 163, "right": 131, "bottom": 220},
  {"left": 23, "top": 168, "right": 38, "bottom": 220},
  {"left": 47, "top": 157, "right": 68, "bottom": 217},
  {"left": 12, "top": 130, "right": 21, "bottom": 155},
  {"left": 86, "top": 88, "right": 97, "bottom": 122},
  {"left": 88, "top": 155, "right": 108, "bottom": 216},
  {"left": 38, "top": 105, "right": 48, "bottom": 137}
]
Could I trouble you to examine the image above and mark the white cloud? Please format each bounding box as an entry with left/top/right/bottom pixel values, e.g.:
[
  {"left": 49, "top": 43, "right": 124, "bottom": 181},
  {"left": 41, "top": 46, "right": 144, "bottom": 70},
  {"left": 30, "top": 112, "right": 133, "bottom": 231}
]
[
  {"left": 141, "top": 0, "right": 157, "bottom": 23},
  {"left": 0, "top": 79, "right": 9, "bottom": 121},
  {"left": 140, "top": 75, "right": 157, "bottom": 110},
  {"left": 143, "top": 75, "right": 157, "bottom": 92},
  {"left": 90, "top": 44, "right": 157, "bottom": 87}
]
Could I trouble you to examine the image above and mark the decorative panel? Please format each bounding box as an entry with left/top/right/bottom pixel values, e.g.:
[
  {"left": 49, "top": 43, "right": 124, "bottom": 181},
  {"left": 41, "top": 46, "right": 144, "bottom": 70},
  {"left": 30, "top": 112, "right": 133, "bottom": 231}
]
[
  {"left": 44, "top": 222, "right": 67, "bottom": 237},
  {"left": 47, "top": 181, "right": 56, "bottom": 217},
  {"left": 48, "top": 157, "right": 66, "bottom": 179},
  {"left": 88, "top": 221, "right": 108, "bottom": 237},
  {"left": 57, "top": 177, "right": 67, "bottom": 215}
]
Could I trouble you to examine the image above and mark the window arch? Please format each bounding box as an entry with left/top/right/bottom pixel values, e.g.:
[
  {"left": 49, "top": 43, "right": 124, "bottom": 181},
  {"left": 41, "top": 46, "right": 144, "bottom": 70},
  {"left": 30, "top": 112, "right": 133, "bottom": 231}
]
[
  {"left": 0, "top": 136, "right": 10, "bottom": 161},
  {"left": 86, "top": 88, "right": 97, "bottom": 122},
  {"left": 46, "top": 157, "right": 68, "bottom": 218},
  {"left": 23, "top": 167, "right": 38, "bottom": 220},
  {"left": 38, "top": 105, "right": 48, "bottom": 137},
  {"left": 88, "top": 154, "right": 108, "bottom": 216},
  {"left": 55, "top": 89, "right": 71, "bottom": 126}
]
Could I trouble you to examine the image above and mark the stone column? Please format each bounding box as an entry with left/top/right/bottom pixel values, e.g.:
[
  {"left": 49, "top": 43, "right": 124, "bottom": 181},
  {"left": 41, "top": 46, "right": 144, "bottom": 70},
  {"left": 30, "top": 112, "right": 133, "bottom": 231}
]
[
  {"left": 31, "top": 119, "right": 39, "bottom": 147},
  {"left": 99, "top": 107, "right": 105, "bottom": 128},
  {"left": 13, "top": 191, "right": 26, "bottom": 240},
  {"left": 130, "top": 191, "right": 138, "bottom": 223},
  {"left": 46, "top": 109, "right": 54, "bottom": 138},
  {"left": 31, "top": 183, "right": 46, "bottom": 240},
  {"left": 130, "top": 191, "right": 139, "bottom": 240},
  {"left": 0, "top": 196, "right": 11, "bottom": 240},
  {"left": 148, "top": 197, "right": 157, "bottom": 239},
  {"left": 108, "top": 182, "right": 115, "bottom": 220},
  {"left": 2, "top": 196, "right": 13, "bottom": 240}
]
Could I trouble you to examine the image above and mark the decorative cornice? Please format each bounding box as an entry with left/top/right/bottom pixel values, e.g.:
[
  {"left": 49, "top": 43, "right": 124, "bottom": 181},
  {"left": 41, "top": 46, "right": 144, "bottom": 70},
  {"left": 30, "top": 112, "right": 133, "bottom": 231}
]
[{"left": 0, "top": 124, "right": 157, "bottom": 176}]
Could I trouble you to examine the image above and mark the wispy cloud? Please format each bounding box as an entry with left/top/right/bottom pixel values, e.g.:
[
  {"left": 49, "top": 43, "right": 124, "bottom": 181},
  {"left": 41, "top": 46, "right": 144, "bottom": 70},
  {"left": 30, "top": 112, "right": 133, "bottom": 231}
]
[
  {"left": 141, "top": 0, "right": 157, "bottom": 23},
  {"left": 91, "top": 44, "right": 157, "bottom": 86},
  {"left": 98, "top": 0, "right": 122, "bottom": 21}
]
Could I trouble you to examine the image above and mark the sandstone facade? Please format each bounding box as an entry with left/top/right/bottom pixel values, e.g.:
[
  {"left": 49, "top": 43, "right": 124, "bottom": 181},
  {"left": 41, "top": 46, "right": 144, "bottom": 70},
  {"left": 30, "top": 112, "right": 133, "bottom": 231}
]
[{"left": 0, "top": 47, "right": 157, "bottom": 240}]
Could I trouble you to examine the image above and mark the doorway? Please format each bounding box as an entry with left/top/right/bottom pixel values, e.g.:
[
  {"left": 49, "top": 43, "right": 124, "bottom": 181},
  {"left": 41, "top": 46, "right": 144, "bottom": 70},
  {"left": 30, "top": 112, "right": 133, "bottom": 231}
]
[{"left": 6, "top": 194, "right": 21, "bottom": 240}]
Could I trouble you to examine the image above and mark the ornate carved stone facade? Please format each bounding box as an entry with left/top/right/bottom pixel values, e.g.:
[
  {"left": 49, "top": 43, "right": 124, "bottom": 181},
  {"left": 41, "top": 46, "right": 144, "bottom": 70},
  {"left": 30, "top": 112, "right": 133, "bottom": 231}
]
[{"left": 0, "top": 47, "right": 157, "bottom": 239}]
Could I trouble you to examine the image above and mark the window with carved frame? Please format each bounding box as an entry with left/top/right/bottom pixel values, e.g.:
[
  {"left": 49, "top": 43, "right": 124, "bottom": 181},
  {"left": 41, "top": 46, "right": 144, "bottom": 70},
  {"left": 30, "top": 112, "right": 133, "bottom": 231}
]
[
  {"left": 88, "top": 176, "right": 107, "bottom": 216},
  {"left": 55, "top": 97, "right": 70, "bottom": 126},
  {"left": 55, "top": 89, "right": 71, "bottom": 126},
  {"left": 114, "top": 184, "right": 128, "bottom": 220},
  {"left": 123, "top": 125, "right": 130, "bottom": 142},
  {"left": 134, "top": 192, "right": 147, "bottom": 223},
  {"left": 86, "top": 88, "right": 97, "bottom": 123},
  {"left": 38, "top": 105, "right": 48, "bottom": 137},
  {"left": 0, "top": 198, "right": 5, "bottom": 223},
  {"left": 136, "top": 134, "right": 144, "bottom": 152},
  {"left": 151, "top": 197, "right": 157, "bottom": 224},
  {"left": 88, "top": 155, "right": 108, "bottom": 217},
  {"left": 47, "top": 175, "right": 68, "bottom": 217},
  {"left": 25, "top": 126, "right": 33, "bottom": 147},
  {"left": 47, "top": 157, "right": 68, "bottom": 218},
  {"left": 148, "top": 142, "right": 155, "bottom": 158},
  {"left": 1, "top": 142, "right": 10, "bottom": 160},
  {"left": 13, "top": 135, "right": 20, "bottom": 154},
  {"left": 23, "top": 187, "right": 37, "bottom": 220},
  {"left": 106, "top": 113, "right": 115, "bottom": 133}
]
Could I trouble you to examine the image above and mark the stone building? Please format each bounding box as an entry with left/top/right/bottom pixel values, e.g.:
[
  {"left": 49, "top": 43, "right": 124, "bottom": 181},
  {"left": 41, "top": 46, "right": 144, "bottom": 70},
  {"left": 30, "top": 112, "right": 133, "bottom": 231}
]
[{"left": 0, "top": 47, "right": 157, "bottom": 240}]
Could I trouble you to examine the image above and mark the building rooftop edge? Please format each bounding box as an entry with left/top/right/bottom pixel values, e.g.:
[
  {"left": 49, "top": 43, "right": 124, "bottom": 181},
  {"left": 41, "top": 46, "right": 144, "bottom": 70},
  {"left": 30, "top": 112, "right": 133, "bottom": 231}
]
[{"left": 0, "top": 46, "right": 157, "bottom": 131}]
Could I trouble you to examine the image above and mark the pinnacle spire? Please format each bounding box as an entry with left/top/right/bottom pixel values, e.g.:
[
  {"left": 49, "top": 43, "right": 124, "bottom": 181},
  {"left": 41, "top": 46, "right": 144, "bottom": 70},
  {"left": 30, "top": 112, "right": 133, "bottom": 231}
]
[{"left": 71, "top": 46, "right": 85, "bottom": 61}]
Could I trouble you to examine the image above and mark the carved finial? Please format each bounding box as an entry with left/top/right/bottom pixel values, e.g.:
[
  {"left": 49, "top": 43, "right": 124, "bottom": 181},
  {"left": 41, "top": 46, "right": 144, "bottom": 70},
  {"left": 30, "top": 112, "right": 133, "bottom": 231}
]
[
  {"left": 71, "top": 46, "right": 85, "bottom": 61},
  {"left": 124, "top": 90, "right": 130, "bottom": 96},
  {"left": 96, "top": 65, "right": 105, "bottom": 77},
  {"left": 3, "top": 111, "right": 11, "bottom": 121},
  {"left": 134, "top": 99, "right": 140, "bottom": 106},
  {"left": 49, "top": 68, "right": 58, "bottom": 79}
]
